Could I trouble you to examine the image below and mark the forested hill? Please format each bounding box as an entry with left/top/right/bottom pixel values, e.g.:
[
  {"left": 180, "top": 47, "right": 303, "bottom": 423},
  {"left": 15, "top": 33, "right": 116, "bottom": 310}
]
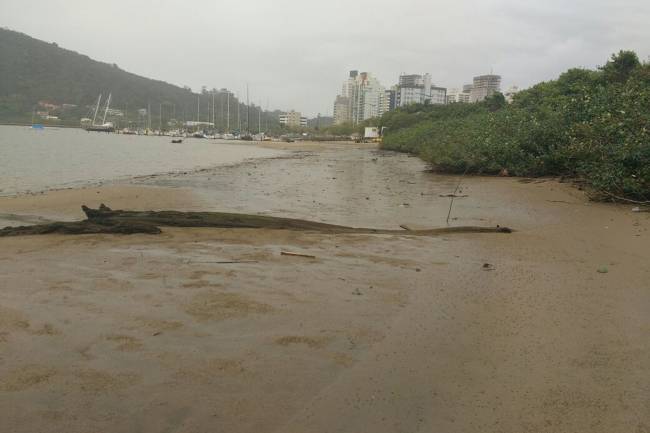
[{"left": 0, "top": 28, "right": 258, "bottom": 128}]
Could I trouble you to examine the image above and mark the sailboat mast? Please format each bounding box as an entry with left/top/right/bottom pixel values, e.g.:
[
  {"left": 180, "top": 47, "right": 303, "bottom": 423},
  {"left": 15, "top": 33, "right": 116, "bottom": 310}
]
[
  {"left": 237, "top": 93, "right": 241, "bottom": 133},
  {"left": 220, "top": 94, "right": 224, "bottom": 133},
  {"left": 92, "top": 94, "right": 102, "bottom": 125},
  {"left": 226, "top": 92, "right": 230, "bottom": 132},
  {"left": 102, "top": 93, "right": 112, "bottom": 124},
  {"left": 246, "top": 84, "right": 250, "bottom": 134}
]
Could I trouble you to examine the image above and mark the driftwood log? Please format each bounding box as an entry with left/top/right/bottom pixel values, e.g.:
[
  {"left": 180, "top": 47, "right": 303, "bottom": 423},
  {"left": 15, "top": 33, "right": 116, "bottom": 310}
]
[{"left": 0, "top": 204, "right": 513, "bottom": 237}]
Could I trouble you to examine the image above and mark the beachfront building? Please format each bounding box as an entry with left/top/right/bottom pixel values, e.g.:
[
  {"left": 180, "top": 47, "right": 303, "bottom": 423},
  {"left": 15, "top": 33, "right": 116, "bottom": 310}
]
[
  {"left": 350, "top": 71, "right": 387, "bottom": 124},
  {"left": 469, "top": 74, "right": 502, "bottom": 103},
  {"left": 333, "top": 95, "right": 351, "bottom": 125},
  {"left": 279, "top": 110, "right": 307, "bottom": 128},
  {"left": 385, "top": 88, "right": 397, "bottom": 111},
  {"left": 447, "top": 86, "right": 472, "bottom": 103},
  {"left": 429, "top": 86, "right": 447, "bottom": 105},
  {"left": 395, "top": 73, "right": 430, "bottom": 106},
  {"left": 333, "top": 70, "right": 388, "bottom": 125},
  {"left": 394, "top": 73, "right": 447, "bottom": 107}
]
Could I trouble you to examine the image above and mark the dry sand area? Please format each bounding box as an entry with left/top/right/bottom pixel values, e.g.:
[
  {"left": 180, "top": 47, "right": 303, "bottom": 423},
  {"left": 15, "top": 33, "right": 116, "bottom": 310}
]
[{"left": 0, "top": 143, "right": 648, "bottom": 432}]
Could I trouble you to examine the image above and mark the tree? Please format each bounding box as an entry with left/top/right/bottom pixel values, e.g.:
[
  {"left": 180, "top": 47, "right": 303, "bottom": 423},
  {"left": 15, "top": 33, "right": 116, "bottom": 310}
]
[
  {"left": 601, "top": 50, "right": 640, "bottom": 84},
  {"left": 484, "top": 92, "right": 506, "bottom": 112}
]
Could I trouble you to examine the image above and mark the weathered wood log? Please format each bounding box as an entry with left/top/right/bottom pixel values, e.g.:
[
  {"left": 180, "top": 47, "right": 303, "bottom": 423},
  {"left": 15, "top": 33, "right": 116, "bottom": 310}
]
[
  {"left": 0, "top": 220, "right": 161, "bottom": 237},
  {"left": 82, "top": 204, "right": 513, "bottom": 235},
  {"left": 0, "top": 204, "right": 513, "bottom": 237}
]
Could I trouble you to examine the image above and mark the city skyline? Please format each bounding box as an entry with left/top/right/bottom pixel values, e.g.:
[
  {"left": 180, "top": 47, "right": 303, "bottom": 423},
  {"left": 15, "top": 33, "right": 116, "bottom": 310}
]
[{"left": 2, "top": 0, "right": 649, "bottom": 117}]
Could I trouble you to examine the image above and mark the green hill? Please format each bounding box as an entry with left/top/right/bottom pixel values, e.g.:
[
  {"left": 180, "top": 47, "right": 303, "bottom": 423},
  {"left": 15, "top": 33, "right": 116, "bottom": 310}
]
[{"left": 0, "top": 27, "right": 268, "bottom": 131}]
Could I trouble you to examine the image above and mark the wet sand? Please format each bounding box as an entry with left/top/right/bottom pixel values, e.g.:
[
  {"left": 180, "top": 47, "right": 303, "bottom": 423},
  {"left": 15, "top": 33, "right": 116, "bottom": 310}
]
[{"left": 0, "top": 142, "right": 648, "bottom": 432}]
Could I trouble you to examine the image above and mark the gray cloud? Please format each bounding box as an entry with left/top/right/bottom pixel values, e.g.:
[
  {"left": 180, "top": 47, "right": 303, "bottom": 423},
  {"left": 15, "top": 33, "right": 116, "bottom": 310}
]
[{"left": 2, "top": 0, "right": 649, "bottom": 116}]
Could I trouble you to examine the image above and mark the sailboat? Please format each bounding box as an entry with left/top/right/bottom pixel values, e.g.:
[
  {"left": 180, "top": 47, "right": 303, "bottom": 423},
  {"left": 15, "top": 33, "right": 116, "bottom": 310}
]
[
  {"left": 31, "top": 108, "right": 44, "bottom": 130},
  {"left": 83, "top": 93, "right": 115, "bottom": 132},
  {"left": 240, "top": 84, "right": 253, "bottom": 141}
]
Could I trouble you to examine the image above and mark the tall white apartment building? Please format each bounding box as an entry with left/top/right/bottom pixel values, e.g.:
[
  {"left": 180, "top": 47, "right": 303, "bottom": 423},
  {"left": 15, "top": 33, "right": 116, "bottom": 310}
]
[
  {"left": 469, "top": 74, "right": 502, "bottom": 103},
  {"left": 395, "top": 73, "right": 446, "bottom": 107},
  {"left": 429, "top": 86, "right": 447, "bottom": 105},
  {"left": 333, "top": 70, "right": 388, "bottom": 125},
  {"left": 333, "top": 96, "right": 351, "bottom": 125},
  {"left": 447, "top": 87, "right": 472, "bottom": 103}
]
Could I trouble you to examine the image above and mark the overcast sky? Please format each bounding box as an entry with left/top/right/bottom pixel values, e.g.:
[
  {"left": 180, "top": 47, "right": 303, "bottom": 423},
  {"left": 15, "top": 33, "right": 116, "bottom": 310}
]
[{"left": 2, "top": 0, "right": 649, "bottom": 117}]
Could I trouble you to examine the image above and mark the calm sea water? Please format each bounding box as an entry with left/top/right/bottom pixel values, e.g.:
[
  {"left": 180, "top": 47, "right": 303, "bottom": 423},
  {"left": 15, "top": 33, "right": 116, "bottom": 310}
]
[{"left": 0, "top": 126, "right": 282, "bottom": 196}]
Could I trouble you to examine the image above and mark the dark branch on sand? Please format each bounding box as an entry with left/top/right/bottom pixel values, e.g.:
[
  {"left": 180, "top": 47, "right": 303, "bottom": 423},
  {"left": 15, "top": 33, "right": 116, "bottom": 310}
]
[{"left": 0, "top": 204, "right": 513, "bottom": 237}]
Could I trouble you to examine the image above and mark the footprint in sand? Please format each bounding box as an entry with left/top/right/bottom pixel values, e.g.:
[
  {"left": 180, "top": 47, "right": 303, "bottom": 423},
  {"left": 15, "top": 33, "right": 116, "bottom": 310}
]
[
  {"left": 75, "top": 369, "right": 139, "bottom": 393},
  {"left": 104, "top": 334, "right": 144, "bottom": 352},
  {"left": 275, "top": 335, "right": 331, "bottom": 349},
  {"left": 0, "top": 365, "right": 58, "bottom": 392},
  {"left": 185, "top": 292, "right": 273, "bottom": 321}
]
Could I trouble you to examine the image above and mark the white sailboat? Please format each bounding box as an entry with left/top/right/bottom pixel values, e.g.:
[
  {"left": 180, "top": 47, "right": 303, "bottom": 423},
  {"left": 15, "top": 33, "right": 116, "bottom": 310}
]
[{"left": 82, "top": 93, "right": 115, "bottom": 132}]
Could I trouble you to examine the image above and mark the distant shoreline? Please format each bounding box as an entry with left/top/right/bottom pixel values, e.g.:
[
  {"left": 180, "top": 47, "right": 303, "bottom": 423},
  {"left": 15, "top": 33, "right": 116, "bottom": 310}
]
[{"left": 0, "top": 122, "right": 80, "bottom": 129}]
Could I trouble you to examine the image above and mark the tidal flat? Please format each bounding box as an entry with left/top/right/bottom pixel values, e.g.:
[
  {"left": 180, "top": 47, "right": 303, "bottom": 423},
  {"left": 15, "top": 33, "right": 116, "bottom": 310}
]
[{"left": 0, "top": 141, "right": 648, "bottom": 433}]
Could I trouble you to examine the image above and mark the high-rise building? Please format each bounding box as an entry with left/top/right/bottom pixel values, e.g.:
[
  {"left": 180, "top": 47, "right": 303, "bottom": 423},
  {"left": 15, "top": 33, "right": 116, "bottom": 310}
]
[
  {"left": 469, "top": 74, "right": 502, "bottom": 103},
  {"left": 351, "top": 72, "right": 387, "bottom": 124},
  {"left": 333, "top": 70, "right": 388, "bottom": 125},
  {"left": 385, "top": 88, "right": 397, "bottom": 111},
  {"left": 333, "top": 96, "right": 351, "bottom": 125},
  {"left": 429, "top": 86, "right": 447, "bottom": 105},
  {"left": 395, "top": 73, "right": 446, "bottom": 107},
  {"left": 447, "top": 86, "right": 472, "bottom": 104},
  {"left": 398, "top": 74, "right": 431, "bottom": 88},
  {"left": 279, "top": 110, "right": 307, "bottom": 127}
]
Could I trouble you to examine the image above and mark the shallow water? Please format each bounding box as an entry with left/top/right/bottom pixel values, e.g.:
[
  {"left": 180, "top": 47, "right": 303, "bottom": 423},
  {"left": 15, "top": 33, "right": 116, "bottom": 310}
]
[
  {"left": 135, "top": 148, "right": 467, "bottom": 229},
  {"left": 0, "top": 125, "right": 281, "bottom": 196}
]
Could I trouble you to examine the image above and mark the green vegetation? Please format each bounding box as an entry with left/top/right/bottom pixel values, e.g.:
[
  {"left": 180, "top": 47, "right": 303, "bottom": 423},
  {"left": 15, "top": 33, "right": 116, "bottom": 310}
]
[
  {"left": 0, "top": 28, "right": 278, "bottom": 132},
  {"left": 381, "top": 51, "right": 650, "bottom": 202}
]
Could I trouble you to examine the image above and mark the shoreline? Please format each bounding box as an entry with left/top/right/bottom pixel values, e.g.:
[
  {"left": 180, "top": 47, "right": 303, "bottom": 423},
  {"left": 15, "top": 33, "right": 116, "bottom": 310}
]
[
  {"left": 0, "top": 133, "right": 363, "bottom": 199},
  {"left": 0, "top": 140, "right": 368, "bottom": 227},
  {"left": 0, "top": 151, "right": 292, "bottom": 200}
]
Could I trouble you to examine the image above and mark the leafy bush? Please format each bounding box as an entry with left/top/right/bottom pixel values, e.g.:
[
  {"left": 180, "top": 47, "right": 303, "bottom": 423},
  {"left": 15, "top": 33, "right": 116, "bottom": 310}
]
[{"left": 381, "top": 51, "right": 650, "bottom": 202}]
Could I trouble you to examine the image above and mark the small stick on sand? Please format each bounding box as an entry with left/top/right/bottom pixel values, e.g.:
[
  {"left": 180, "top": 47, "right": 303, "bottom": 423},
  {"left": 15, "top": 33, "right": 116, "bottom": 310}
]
[
  {"left": 191, "top": 260, "right": 259, "bottom": 264},
  {"left": 281, "top": 251, "right": 316, "bottom": 259}
]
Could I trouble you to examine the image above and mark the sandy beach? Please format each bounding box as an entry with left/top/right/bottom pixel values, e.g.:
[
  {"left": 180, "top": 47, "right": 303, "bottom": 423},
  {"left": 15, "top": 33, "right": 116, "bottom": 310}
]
[{"left": 0, "top": 142, "right": 648, "bottom": 433}]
